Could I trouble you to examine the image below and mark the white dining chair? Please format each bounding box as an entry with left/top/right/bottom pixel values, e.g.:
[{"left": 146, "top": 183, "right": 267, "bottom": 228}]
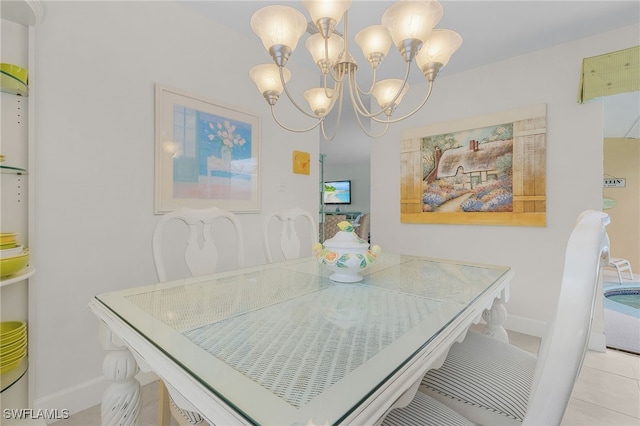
[
  {"left": 383, "top": 210, "right": 610, "bottom": 426},
  {"left": 152, "top": 207, "right": 245, "bottom": 281},
  {"left": 263, "top": 208, "right": 317, "bottom": 263},
  {"left": 152, "top": 207, "right": 245, "bottom": 426}
]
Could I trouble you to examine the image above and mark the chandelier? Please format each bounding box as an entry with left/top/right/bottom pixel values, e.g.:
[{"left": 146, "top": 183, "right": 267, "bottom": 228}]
[{"left": 248, "top": 0, "right": 462, "bottom": 140}]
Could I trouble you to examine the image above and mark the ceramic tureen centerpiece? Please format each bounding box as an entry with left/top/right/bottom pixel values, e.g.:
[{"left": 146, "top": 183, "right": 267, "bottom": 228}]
[{"left": 314, "top": 221, "right": 381, "bottom": 283}]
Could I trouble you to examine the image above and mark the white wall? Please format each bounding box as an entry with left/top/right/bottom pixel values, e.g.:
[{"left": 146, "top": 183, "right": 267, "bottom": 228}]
[
  {"left": 371, "top": 24, "right": 640, "bottom": 336},
  {"left": 31, "top": 1, "right": 319, "bottom": 413}
]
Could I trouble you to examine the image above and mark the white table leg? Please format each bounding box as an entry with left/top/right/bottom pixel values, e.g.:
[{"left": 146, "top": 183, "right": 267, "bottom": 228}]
[
  {"left": 100, "top": 326, "right": 141, "bottom": 426},
  {"left": 481, "top": 295, "right": 509, "bottom": 342}
]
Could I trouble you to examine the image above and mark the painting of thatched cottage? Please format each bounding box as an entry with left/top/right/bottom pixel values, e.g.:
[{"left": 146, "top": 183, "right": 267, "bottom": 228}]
[
  {"left": 430, "top": 139, "right": 512, "bottom": 188},
  {"left": 400, "top": 104, "right": 546, "bottom": 226}
]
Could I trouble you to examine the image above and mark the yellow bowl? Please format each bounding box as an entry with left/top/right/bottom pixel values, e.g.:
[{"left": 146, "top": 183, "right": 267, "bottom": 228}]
[
  {"left": 0, "top": 335, "right": 26, "bottom": 353},
  {"left": 0, "top": 64, "right": 28, "bottom": 96},
  {"left": 0, "top": 346, "right": 26, "bottom": 364},
  {"left": 0, "top": 356, "right": 25, "bottom": 375},
  {"left": 0, "top": 349, "right": 26, "bottom": 375},
  {"left": 0, "top": 325, "right": 26, "bottom": 346},
  {"left": 0, "top": 321, "right": 26, "bottom": 338},
  {"left": 0, "top": 322, "right": 27, "bottom": 348},
  {"left": 0, "top": 357, "right": 25, "bottom": 375},
  {"left": 0, "top": 233, "right": 17, "bottom": 245},
  {"left": 0, "top": 250, "right": 29, "bottom": 277},
  {"left": 0, "top": 332, "right": 25, "bottom": 349}
]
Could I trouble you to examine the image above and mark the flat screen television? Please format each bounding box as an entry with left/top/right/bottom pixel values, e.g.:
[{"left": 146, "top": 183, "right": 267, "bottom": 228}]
[{"left": 323, "top": 180, "right": 351, "bottom": 205}]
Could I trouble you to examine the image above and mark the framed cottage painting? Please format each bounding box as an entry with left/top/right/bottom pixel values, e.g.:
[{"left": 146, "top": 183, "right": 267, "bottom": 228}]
[
  {"left": 155, "top": 85, "right": 260, "bottom": 213},
  {"left": 400, "top": 104, "right": 546, "bottom": 226}
]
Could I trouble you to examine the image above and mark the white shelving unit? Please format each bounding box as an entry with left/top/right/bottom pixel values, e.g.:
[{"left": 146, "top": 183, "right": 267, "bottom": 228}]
[{"left": 1, "top": 0, "right": 41, "bottom": 414}]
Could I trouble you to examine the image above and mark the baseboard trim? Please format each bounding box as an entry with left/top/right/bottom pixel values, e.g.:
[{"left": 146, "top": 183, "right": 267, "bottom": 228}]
[
  {"left": 505, "top": 314, "right": 547, "bottom": 338},
  {"left": 504, "top": 314, "right": 606, "bottom": 353},
  {"left": 34, "top": 371, "right": 158, "bottom": 422}
]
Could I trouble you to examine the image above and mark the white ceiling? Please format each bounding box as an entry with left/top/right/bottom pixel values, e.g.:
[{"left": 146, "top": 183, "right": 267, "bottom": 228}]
[{"left": 181, "top": 0, "right": 640, "bottom": 164}]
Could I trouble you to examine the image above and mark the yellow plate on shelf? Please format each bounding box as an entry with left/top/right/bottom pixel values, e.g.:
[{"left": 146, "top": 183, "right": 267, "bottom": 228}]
[
  {"left": 0, "top": 233, "right": 17, "bottom": 245},
  {"left": 0, "top": 64, "right": 27, "bottom": 85},
  {"left": 0, "top": 250, "right": 29, "bottom": 278},
  {"left": 0, "top": 245, "right": 23, "bottom": 258}
]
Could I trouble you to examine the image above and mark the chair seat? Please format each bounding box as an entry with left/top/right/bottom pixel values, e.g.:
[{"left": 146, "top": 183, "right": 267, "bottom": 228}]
[
  {"left": 421, "top": 331, "right": 536, "bottom": 426},
  {"left": 382, "top": 390, "right": 475, "bottom": 426}
]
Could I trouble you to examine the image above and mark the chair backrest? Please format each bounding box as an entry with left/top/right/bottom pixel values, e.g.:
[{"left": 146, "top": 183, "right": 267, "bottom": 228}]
[
  {"left": 524, "top": 210, "right": 610, "bottom": 425},
  {"left": 356, "top": 213, "right": 370, "bottom": 242},
  {"left": 323, "top": 214, "right": 346, "bottom": 241},
  {"left": 263, "top": 208, "right": 318, "bottom": 263},
  {"left": 152, "top": 207, "right": 245, "bottom": 282}
]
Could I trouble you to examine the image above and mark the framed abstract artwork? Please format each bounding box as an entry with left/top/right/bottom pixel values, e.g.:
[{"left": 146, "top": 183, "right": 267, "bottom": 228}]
[
  {"left": 400, "top": 104, "right": 546, "bottom": 226},
  {"left": 155, "top": 84, "right": 260, "bottom": 213},
  {"left": 293, "top": 150, "right": 310, "bottom": 175}
]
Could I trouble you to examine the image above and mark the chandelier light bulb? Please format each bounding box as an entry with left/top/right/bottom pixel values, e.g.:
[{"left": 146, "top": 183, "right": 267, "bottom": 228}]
[
  {"left": 302, "top": 0, "right": 352, "bottom": 37},
  {"left": 355, "top": 25, "right": 392, "bottom": 69},
  {"left": 416, "top": 29, "right": 463, "bottom": 81},
  {"left": 371, "top": 79, "right": 409, "bottom": 112},
  {"left": 305, "top": 33, "right": 345, "bottom": 73},
  {"left": 251, "top": 5, "right": 308, "bottom": 66},
  {"left": 304, "top": 88, "right": 334, "bottom": 116},
  {"left": 382, "top": 0, "right": 444, "bottom": 61},
  {"left": 249, "top": 64, "right": 292, "bottom": 105}
]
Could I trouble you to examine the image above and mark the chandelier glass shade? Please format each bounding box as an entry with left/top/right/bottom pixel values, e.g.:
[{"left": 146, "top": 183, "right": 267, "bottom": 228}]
[{"left": 249, "top": 0, "right": 462, "bottom": 139}]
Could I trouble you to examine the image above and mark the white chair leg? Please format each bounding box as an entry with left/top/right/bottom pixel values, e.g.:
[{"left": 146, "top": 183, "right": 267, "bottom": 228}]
[{"left": 616, "top": 264, "right": 623, "bottom": 284}]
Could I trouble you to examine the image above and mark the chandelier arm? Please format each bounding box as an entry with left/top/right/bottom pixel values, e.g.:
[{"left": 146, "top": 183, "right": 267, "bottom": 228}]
[
  {"left": 348, "top": 72, "right": 373, "bottom": 116},
  {"left": 353, "top": 107, "right": 392, "bottom": 138},
  {"left": 319, "top": 82, "right": 346, "bottom": 141},
  {"left": 347, "top": 72, "right": 391, "bottom": 119},
  {"left": 279, "top": 67, "right": 322, "bottom": 119},
  {"left": 327, "top": 62, "right": 346, "bottom": 84},
  {"left": 320, "top": 121, "right": 338, "bottom": 141},
  {"left": 323, "top": 74, "right": 334, "bottom": 100},
  {"left": 354, "top": 67, "right": 378, "bottom": 96},
  {"left": 270, "top": 106, "right": 323, "bottom": 133},
  {"left": 371, "top": 80, "right": 434, "bottom": 124},
  {"left": 322, "top": 77, "right": 343, "bottom": 116}
]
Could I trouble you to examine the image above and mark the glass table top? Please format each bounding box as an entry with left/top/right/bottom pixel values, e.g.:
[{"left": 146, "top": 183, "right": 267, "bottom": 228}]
[{"left": 95, "top": 253, "right": 510, "bottom": 425}]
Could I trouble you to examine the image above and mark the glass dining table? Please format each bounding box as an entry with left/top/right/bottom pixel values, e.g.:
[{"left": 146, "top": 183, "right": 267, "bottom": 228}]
[{"left": 88, "top": 253, "right": 513, "bottom": 426}]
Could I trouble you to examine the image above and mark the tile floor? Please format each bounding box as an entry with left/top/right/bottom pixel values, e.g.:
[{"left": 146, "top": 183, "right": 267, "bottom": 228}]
[{"left": 54, "top": 329, "right": 640, "bottom": 426}]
